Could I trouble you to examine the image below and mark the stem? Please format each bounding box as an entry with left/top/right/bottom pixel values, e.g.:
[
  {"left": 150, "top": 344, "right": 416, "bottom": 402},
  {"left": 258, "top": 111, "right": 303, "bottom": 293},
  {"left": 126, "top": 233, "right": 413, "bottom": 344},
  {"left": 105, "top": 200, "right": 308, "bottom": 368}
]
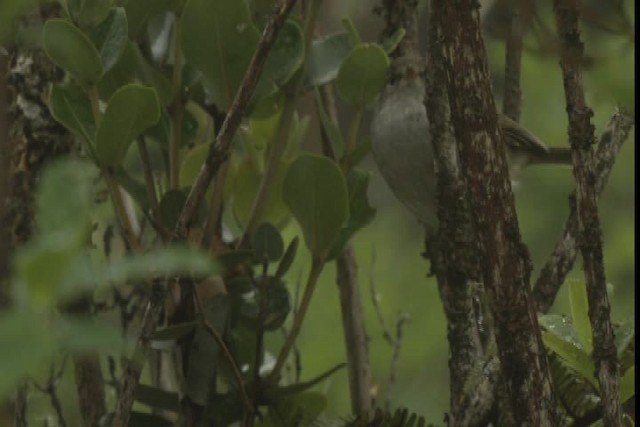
[
  {"left": 193, "top": 284, "right": 253, "bottom": 416},
  {"left": 344, "top": 108, "right": 362, "bottom": 168},
  {"left": 88, "top": 85, "right": 101, "bottom": 127},
  {"left": 202, "top": 161, "right": 229, "bottom": 252},
  {"left": 169, "top": 16, "right": 183, "bottom": 190},
  {"left": 105, "top": 171, "right": 141, "bottom": 251},
  {"left": 268, "top": 258, "right": 325, "bottom": 383},
  {"left": 136, "top": 137, "right": 160, "bottom": 220}
]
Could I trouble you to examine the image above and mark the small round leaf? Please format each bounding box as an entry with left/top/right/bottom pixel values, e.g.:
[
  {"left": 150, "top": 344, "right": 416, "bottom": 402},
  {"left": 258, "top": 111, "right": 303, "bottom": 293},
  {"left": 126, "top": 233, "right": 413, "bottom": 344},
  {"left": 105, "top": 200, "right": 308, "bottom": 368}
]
[
  {"left": 252, "top": 223, "right": 284, "bottom": 262},
  {"left": 336, "top": 43, "right": 389, "bottom": 108},
  {"left": 95, "top": 84, "right": 160, "bottom": 167},
  {"left": 283, "top": 154, "right": 349, "bottom": 259},
  {"left": 43, "top": 19, "right": 103, "bottom": 85}
]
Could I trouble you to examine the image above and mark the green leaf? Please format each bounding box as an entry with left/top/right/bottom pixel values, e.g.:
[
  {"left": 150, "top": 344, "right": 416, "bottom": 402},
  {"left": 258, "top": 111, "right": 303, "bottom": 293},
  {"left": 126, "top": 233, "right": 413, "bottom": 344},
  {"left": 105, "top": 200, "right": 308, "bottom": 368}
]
[
  {"left": 336, "top": 43, "right": 390, "bottom": 108},
  {"left": 43, "top": 19, "right": 103, "bottom": 85},
  {"left": 90, "top": 7, "right": 128, "bottom": 73},
  {"left": 307, "top": 32, "right": 352, "bottom": 85},
  {"left": 568, "top": 280, "right": 593, "bottom": 353},
  {"left": 615, "top": 317, "right": 635, "bottom": 372},
  {"left": 65, "top": 0, "right": 113, "bottom": 29},
  {"left": 283, "top": 154, "right": 349, "bottom": 260},
  {"left": 252, "top": 223, "right": 284, "bottom": 262},
  {"left": 181, "top": 0, "right": 260, "bottom": 111},
  {"left": 97, "top": 41, "right": 138, "bottom": 99},
  {"left": 341, "top": 16, "right": 361, "bottom": 47},
  {"left": 135, "top": 47, "right": 174, "bottom": 106},
  {"left": 381, "top": 27, "right": 406, "bottom": 54},
  {"left": 134, "top": 384, "right": 181, "bottom": 412},
  {"left": 261, "top": 279, "right": 291, "bottom": 331},
  {"left": 231, "top": 158, "right": 291, "bottom": 229},
  {"left": 620, "top": 365, "right": 635, "bottom": 403},
  {"left": 253, "top": 19, "right": 304, "bottom": 101},
  {"left": 274, "top": 236, "right": 299, "bottom": 280},
  {"left": 327, "top": 169, "right": 376, "bottom": 260},
  {"left": 96, "top": 84, "right": 160, "bottom": 167},
  {"left": 180, "top": 143, "right": 210, "bottom": 188},
  {"left": 49, "top": 83, "right": 96, "bottom": 146},
  {"left": 541, "top": 328, "right": 597, "bottom": 388}
]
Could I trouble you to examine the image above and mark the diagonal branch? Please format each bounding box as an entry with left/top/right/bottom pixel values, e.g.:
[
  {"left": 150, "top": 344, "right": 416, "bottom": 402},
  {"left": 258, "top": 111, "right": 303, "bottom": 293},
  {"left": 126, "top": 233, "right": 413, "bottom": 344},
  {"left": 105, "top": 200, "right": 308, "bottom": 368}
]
[{"left": 175, "top": 0, "right": 299, "bottom": 240}]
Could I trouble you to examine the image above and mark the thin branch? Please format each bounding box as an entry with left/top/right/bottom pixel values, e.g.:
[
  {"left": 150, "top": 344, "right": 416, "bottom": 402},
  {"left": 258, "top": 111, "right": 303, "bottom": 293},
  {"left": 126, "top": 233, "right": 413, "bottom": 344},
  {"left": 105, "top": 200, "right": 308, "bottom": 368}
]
[
  {"left": 136, "top": 137, "right": 160, "bottom": 221},
  {"left": 192, "top": 280, "right": 253, "bottom": 416},
  {"left": 554, "top": 2, "right": 623, "bottom": 424},
  {"left": 368, "top": 249, "right": 393, "bottom": 346},
  {"left": 169, "top": 15, "right": 183, "bottom": 190},
  {"left": 533, "top": 110, "right": 634, "bottom": 312},
  {"left": 32, "top": 358, "right": 69, "bottom": 427},
  {"left": 383, "top": 313, "right": 410, "bottom": 412},
  {"left": 175, "top": 0, "right": 299, "bottom": 240}
]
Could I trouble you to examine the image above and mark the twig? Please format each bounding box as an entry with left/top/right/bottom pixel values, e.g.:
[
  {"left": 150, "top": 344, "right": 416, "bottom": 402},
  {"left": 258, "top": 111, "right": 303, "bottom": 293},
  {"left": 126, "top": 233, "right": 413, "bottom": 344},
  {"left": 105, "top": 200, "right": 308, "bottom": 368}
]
[
  {"left": 533, "top": 111, "right": 634, "bottom": 312},
  {"left": 268, "top": 258, "right": 325, "bottom": 383},
  {"left": 384, "top": 313, "right": 410, "bottom": 412},
  {"left": 32, "top": 358, "right": 69, "bottom": 427},
  {"left": 554, "top": 2, "right": 623, "bottom": 424},
  {"left": 368, "top": 249, "right": 393, "bottom": 346},
  {"left": 175, "top": 0, "right": 299, "bottom": 240},
  {"left": 169, "top": 15, "right": 183, "bottom": 190},
  {"left": 192, "top": 281, "right": 253, "bottom": 417},
  {"left": 136, "top": 137, "right": 160, "bottom": 221}
]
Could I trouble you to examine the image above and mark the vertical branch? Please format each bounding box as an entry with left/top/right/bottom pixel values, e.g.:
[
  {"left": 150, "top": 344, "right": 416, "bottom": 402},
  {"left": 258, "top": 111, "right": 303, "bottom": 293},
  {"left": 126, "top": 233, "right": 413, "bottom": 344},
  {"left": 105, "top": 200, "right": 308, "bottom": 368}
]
[
  {"left": 335, "top": 243, "right": 372, "bottom": 416},
  {"left": 318, "top": 83, "right": 372, "bottom": 417},
  {"left": 431, "top": 1, "right": 559, "bottom": 425},
  {"left": 424, "top": 3, "right": 495, "bottom": 426},
  {"left": 553, "top": 2, "right": 623, "bottom": 425},
  {"left": 533, "top": 111, "right": 633, "bottom": 312},
  {"left": 502, "top": 6, "right": 523, "bottom": 121}
]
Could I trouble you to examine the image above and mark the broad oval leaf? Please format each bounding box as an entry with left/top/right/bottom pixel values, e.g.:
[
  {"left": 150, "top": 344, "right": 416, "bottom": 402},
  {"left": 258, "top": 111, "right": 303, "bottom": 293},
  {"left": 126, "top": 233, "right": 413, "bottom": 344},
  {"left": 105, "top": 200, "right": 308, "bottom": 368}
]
[
  {"left": 336, "top": 43, "right": 389, "bottom": 108},
  {"left": 181, "top": 0, "right": 260, "bottom": 111},
  {"left": 49, "top": 83, "right": 96, "bottom": 146},
  {"left": 180, "top": 143, "right": 210, "bottom": 188},
  {"left": 95, "top": 84, "right": 160, "bottom": 167},
  {"left": 90, "top": 7, "right": 128, "bottom": 73},
  {"left": 43, "top": 19, "right": 103, "bottom": 85},
  {"left": 282, "top": 154, "right": 349, "bottom": 259},
  {"left": 231, "top": 158, "right": 290, "bottom": 229},
  {"left": 327, "top": 168, "right": 376, "bottom": 260},
  {"left": 252, "top": 19, "right": 304, "bottom": 101},
  {"left": 65, "top": 0, "right": 113, "bottom": 29},
  {"left": 252, "top": 223, "right": 284, "bottom": 262},
  {"left": 307, "top": 32, "right": 352, "bottom": 85}
]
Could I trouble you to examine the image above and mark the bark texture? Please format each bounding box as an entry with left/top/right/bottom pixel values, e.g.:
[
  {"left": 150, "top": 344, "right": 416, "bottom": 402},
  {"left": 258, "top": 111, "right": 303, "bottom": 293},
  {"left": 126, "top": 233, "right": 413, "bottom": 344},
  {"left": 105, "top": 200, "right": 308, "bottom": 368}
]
[
  {"left": 554, "top": 1, "right": 622, "bottom": 425},
  {"left": 431, "top": 1, "right": 559, "bottom": 425}
]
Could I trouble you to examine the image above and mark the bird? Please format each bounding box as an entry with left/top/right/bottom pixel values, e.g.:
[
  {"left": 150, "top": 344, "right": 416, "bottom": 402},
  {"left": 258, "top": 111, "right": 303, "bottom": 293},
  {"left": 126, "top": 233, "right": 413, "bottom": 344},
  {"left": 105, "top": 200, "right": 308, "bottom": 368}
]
[{"left": 370, "top": 70, "right": 572, "bottom": 229}]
